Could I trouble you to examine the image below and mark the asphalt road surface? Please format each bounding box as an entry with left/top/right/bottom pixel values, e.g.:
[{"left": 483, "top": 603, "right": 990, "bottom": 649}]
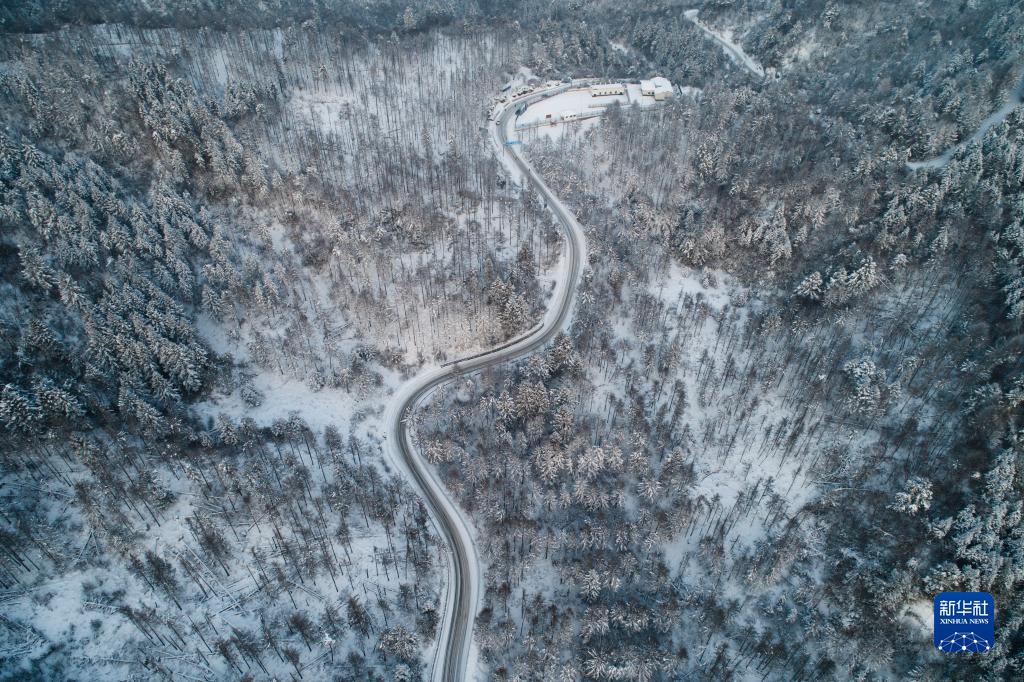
[{"left": 386, "top": 83, "right": 587, "bottom": 681}]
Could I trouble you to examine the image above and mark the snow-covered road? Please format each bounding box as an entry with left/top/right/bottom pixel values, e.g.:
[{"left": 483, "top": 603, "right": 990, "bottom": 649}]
[
  {"left": 685, "top": 9, "right": 765, "bottom": 79},
  {"left": 907, "top": 72, "right": 1024, "bottom": 170},
  {"left": 384, "top": 82, "right": 589, "bottom": 681}
]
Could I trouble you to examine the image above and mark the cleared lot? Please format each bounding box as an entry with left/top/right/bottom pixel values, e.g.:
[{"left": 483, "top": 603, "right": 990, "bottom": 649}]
[{"left": 514, "top": 84, "right": 656, "bottom": 139}]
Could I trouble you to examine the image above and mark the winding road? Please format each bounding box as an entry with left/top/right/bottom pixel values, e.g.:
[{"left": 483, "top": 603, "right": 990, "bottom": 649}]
[
  {"left": 383, "top": 46, "right": 1018, "bottom": 681},
  {"left": 383, "top": 83, "right": 588, "bottom": 681}
]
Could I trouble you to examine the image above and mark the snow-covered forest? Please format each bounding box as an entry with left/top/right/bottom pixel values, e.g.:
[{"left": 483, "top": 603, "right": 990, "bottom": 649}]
[
  {"left": 2, "top": 0, "right": 1024, "bottom": 680},
  {"left": 0, "top": 11, "right": 555, "bottom": 682}
]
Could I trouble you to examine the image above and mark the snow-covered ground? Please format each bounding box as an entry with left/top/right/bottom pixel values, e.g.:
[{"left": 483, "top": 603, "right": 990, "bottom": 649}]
[
  {"left": 512, "top": 84, "right": 660, "bottom": 141},
  {"left": 195, "top": 369, "right": 385, "bottom": 433},
  {"left": 783, "top": 32, "right": 819, "bottom": 68},
  {"left": 518, "top": 87, "right": 626, "bottom": 124},
  {"left": 583, "top": 261, "right": 822, "bottom": 569},
  {"left": 649, "top": 263, "right": 737, "bottom": 312}
]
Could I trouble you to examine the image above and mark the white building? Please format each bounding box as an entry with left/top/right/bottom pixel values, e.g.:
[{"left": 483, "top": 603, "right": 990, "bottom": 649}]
[
  {"left": 590, "top": 83, "right": 625, "bottom": 97},
  {"left": 561, "top": 110, "right": 578, "bottom": 121},
  {"left": 640, "top": 76, "right": 674, "bottom": 100}
]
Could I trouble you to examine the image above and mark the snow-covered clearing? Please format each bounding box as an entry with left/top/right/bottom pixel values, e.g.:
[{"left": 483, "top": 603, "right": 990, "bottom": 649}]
[
  {"left": 678, "top": 85, "right": 703, "bottom": 100},
  {"left": 519, "top": 87, "right": 626, "bottom": 123},
  {"left": 513, "top": 84, "right": 660, "bottom": 141},
  {"left": 783, "top": 33, "right": 819, "bottom": 68},
  {"left": 650, "top": 262, "right": 737, "bottom": 312},
  {"left": 900, "top": 599, "right": 934, "bottom": 640},
  {"left": 195, "top": 367, "right": 390, "bottom": 433}
]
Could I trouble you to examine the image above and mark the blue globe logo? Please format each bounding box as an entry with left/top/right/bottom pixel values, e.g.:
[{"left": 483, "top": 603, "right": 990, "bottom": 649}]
[{"left": 937, "top": 632, "right": 990, "bottom": 653}]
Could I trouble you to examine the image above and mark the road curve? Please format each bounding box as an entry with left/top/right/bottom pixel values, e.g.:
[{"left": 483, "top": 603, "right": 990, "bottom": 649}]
[
  {"left": 383, "top": 83, "right": 588, "bottom": 681},
  {"left": 684, "top": 9, "right": 765, "bottom": 79}
]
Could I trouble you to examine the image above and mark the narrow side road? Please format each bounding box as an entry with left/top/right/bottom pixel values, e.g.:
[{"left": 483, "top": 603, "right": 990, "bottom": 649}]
[
  {"left": 907, "top": 72, "right": 1024, "bottom": 171},
  {"left": 684, "top": 9, "right": 765, "bottom": 79},
  {"left": 383, "top": 83, "right": 588, "bottom": 681}
]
